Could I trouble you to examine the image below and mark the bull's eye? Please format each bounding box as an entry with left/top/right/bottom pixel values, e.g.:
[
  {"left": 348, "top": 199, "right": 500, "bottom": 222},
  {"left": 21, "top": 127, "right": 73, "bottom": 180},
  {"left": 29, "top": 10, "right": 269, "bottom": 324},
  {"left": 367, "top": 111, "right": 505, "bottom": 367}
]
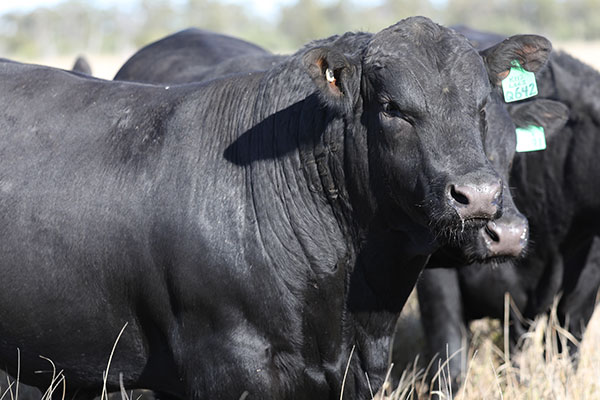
[{"left": 382, "top": 101, "right": 410, "bottom": 122}]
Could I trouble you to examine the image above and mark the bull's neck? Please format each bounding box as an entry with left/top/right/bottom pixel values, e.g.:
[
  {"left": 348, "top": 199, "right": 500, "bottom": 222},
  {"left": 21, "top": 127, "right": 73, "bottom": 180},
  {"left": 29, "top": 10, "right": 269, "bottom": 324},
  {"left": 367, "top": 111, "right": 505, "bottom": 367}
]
[
  {"left": 241, "top": 73, "right": 412, "bottom": 392},
  {"left": 235, "top": 67, "right": 364, "bottom": 256},
  {"left": 193, "top": 69, "right": 413, "bottom": 396},
  {"left": 546, "top": 54, "right": 600, "bottom": 216},
  {"left": 246, "top": 103, "right": 358, "bottom": 257}
]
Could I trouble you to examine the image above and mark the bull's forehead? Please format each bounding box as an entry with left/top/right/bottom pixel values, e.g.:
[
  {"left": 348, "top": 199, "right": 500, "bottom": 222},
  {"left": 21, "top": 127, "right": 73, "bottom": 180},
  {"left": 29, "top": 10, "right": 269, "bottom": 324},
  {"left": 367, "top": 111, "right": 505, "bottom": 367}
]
[
  {"left": 367, "top": 16, "right": 478, "bottom": 64},
  {"left": 365, "top": 19, "right": 491, "bottom": 110}
]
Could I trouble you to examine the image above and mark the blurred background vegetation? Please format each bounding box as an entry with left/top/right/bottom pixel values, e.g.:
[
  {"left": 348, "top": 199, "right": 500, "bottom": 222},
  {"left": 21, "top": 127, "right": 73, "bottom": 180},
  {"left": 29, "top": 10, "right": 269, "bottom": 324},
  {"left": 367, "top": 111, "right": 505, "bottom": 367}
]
[{"left": 1, "top": 0, "right": 600, "bottom": 60}]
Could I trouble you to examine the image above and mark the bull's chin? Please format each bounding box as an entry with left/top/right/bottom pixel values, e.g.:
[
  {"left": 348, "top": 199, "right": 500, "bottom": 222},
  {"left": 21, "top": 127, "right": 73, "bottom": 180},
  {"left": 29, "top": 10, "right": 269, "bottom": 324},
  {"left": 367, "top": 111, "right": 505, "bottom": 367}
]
[{"left": 465, "top": 245, "right": 528, "bottom": 265}]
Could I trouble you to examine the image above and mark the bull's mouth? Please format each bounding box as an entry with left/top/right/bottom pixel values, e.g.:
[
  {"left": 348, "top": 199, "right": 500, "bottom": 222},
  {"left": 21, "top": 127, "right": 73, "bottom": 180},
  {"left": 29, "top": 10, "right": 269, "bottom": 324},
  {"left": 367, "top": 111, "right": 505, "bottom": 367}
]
[
  {"left": 432, "top": 215, "right": 492, "bottom": 246},
  {"left": 417, "top": 184, "right": 502, "bottom": 247}
]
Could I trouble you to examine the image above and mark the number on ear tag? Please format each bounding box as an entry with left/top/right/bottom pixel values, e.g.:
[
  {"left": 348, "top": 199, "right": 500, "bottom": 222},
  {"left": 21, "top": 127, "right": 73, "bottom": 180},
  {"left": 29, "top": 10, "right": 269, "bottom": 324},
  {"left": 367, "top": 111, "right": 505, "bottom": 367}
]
[
  {"left": 502, "top": 60, "right": 538, "bottom": 103},
  {"left": 516, "top": 125, "right": 546, "bottom": 152}
]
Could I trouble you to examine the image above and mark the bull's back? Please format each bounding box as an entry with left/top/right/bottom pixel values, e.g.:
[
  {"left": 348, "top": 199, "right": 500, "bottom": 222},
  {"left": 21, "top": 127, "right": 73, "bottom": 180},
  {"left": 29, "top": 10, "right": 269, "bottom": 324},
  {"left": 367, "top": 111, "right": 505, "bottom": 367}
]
[{"left": 0, "top": 61, "right": 220, "bottom": 388}]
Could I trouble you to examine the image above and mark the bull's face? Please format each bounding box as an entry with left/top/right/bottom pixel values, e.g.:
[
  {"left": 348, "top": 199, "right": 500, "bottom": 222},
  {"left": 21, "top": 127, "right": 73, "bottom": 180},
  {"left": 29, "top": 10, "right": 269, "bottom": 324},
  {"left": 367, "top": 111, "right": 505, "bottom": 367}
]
[
  {"left": 304, "top": 17, "right": 552, "bottom": 246},
  {"left": 360, "top": 26, "right": 504, "bottom": 240}
]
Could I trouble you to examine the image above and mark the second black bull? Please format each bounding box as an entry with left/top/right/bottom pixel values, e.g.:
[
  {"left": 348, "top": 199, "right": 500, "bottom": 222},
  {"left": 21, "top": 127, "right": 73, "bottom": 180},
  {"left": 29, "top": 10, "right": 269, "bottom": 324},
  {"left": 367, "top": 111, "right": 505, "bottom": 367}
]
[{"left": 419, "top": 26, "right": 600, "bottom": 396}]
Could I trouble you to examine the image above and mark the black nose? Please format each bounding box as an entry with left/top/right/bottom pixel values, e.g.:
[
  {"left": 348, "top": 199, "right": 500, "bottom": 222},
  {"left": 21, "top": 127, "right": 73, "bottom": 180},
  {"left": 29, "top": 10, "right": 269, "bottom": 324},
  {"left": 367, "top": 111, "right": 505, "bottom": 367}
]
[
  {"left": 481, "top": 212, "right": 529, "bottom": 257},
  {"left": 447, "top": 180, "right": 502, "bottom": 220}
]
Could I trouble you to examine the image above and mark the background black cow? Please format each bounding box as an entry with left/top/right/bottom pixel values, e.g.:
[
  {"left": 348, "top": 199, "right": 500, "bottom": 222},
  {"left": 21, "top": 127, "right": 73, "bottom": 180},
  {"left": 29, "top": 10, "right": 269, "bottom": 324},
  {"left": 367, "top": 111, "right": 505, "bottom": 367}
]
[
  {"left": 418, "top": 27, "right": 600, "bottom": 397},
  {"left": 114, "top": 28, "right": 285, "bottom": 84}
]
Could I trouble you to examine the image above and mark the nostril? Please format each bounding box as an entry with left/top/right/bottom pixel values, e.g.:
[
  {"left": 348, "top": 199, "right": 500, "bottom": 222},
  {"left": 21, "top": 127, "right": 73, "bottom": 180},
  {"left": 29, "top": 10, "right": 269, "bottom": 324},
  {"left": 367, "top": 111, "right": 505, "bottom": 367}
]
[
  {"left": 447, "top": 180, "right": 502, "bottom": 220},
  {"left": 449, "top": 185, "right": 470, "bottom": 205},
  {"left": 484, "top": 224, "right": 500, "bottom": 242}
]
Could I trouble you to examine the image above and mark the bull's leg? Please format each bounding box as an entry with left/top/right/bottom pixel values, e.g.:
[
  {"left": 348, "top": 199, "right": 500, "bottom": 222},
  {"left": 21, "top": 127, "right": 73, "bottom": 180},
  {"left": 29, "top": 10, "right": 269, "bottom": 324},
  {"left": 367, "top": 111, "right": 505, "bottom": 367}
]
[
  {"left": 417, "top": 268, "right": 467, "bottom": 398},
  {"left": 557, "top": 236, "right": 600, "bottom": 362}
]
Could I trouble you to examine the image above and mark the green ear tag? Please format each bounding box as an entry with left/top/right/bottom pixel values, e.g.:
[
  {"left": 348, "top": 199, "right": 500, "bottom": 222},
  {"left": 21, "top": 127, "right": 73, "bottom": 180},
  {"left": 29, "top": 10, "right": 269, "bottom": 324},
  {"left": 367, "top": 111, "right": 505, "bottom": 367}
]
[
  {"left": 516, "top": 125, "right": 546, "bottom": 152},
  {"left": 501, "top": 60, "right": 538, "bottom": 103}
]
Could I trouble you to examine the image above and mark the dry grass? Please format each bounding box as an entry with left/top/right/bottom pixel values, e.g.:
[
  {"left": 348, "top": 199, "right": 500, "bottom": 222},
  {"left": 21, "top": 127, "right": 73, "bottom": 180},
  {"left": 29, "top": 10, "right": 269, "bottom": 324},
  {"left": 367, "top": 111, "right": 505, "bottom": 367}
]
[
  {"left": 4, "top": 300, "right": 599, "bottom": 400},
  {"left": 387, "top": 290, "right": 600, "bottom": 400}
]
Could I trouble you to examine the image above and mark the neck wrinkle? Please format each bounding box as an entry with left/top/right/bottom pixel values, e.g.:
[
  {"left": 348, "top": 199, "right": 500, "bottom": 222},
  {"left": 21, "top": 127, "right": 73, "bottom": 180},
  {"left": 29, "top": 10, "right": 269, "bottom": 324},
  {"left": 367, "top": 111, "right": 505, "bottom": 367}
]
[{"left": 239, "top": 91, "right": 357, "bottom": 274}]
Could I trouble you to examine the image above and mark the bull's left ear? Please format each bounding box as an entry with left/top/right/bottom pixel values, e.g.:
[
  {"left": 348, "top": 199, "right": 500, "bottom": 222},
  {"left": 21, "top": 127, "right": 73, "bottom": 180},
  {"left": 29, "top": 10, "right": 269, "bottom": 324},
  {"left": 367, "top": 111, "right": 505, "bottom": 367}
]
[
  {"left": 303, "top": 47, "right": 358, "bottom": 110},
  {"left": 481, "top": 34, "right": 552, "bottom": 86},
  {"left": 508, "top": 99, "right": 569, "bottom": 141}
]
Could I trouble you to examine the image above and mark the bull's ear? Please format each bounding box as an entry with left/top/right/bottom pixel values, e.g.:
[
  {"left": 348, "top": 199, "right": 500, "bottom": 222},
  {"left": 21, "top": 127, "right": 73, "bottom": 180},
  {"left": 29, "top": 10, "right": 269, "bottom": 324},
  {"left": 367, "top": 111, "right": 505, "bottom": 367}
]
[
  {"left": 508, "top": 99, "right": 569, "bottom": 141},
  {"left": 303, "top": 47, "right": 357, "bottom": 109},
  {"left": 481, "top": 35, "right": 552, "bottom": 86}
]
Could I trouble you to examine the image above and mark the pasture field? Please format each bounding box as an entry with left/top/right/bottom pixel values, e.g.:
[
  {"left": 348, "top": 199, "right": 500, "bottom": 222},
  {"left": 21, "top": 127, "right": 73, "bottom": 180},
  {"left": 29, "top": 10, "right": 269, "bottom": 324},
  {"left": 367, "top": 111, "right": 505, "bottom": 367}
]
[{"left": 11, "top": 42, "right": 600, "bottom": 399}]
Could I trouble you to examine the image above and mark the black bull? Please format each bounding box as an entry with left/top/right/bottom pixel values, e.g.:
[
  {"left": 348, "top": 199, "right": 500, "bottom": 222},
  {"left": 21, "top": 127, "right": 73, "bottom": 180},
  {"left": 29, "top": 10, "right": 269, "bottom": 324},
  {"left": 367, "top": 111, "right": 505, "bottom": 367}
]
[
  {"left": 0, "top": 17, "right": 550, "bottom": 400},
  {"left": 115, "top": 27, "right": 572, "bottom": 264}
]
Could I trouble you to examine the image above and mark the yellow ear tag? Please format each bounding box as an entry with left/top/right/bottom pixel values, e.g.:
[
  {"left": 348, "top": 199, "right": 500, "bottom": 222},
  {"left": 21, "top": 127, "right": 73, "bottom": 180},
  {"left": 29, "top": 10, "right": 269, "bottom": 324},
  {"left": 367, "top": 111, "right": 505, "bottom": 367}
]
[{"left": 325, "top": 68, "right": 336, "bottom": 84}]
